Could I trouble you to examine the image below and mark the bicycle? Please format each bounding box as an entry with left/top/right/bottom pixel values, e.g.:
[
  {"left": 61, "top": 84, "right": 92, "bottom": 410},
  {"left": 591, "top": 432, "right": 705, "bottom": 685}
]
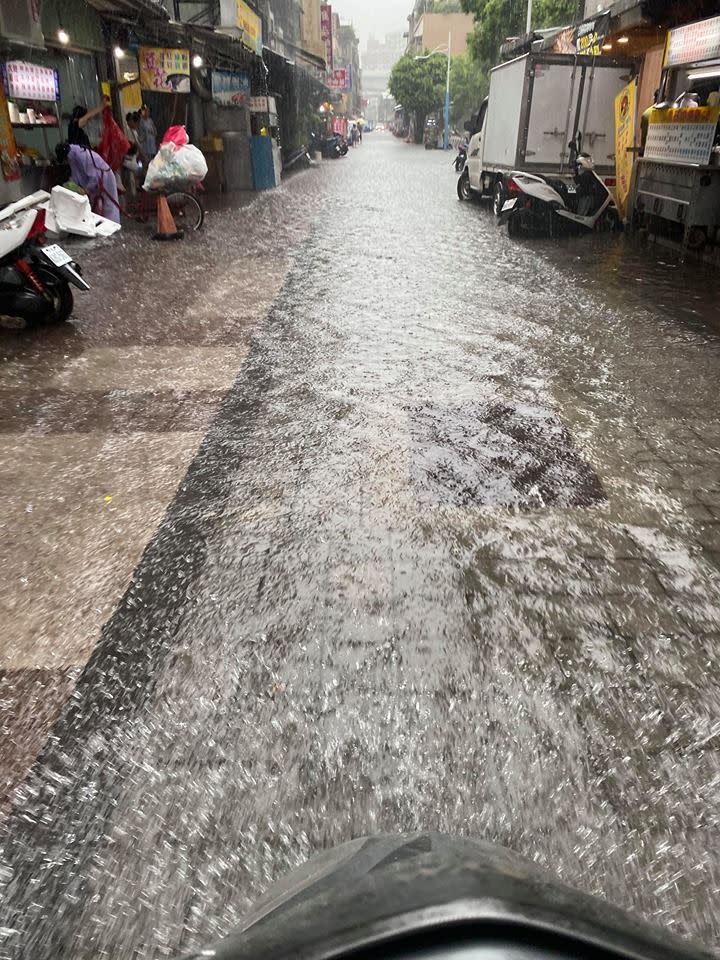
[{"left": 122, "top": 182, "right": 205, "bottom": 233}]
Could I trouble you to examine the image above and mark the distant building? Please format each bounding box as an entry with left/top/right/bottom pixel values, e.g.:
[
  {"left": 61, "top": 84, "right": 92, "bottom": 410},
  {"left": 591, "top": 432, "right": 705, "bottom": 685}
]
[
  {"left": 406, "top": 11, "right": 475, "bottom": 57},
  {"left": 363, "top": 31, "right": 405, "bottom": 124}
]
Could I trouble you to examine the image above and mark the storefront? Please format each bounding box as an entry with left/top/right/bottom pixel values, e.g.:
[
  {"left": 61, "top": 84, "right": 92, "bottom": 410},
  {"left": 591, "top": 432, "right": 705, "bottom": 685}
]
[
  {"left": 631, "top": 14, "right": 720, "bottom": 253},
  {"left": 0, "top": 0, "right": 107, "bottom": 203}
]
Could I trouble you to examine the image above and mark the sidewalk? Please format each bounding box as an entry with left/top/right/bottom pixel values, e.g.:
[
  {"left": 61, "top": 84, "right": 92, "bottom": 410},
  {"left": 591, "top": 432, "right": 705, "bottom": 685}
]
[{"left": 0, "top": 173, "right": 323, "bottom": 807}]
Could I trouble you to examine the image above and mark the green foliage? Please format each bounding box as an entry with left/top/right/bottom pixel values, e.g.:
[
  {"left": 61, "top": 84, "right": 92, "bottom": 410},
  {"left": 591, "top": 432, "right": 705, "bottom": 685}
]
[
  {"left": 449, "top": 54, "right": 488, "bottom": 126},
  {"left": 460, "top": 0, "right": 578, "bottom": 64},
  {"left": 389, "top": 53, "right": 448, "bottom": 143}
]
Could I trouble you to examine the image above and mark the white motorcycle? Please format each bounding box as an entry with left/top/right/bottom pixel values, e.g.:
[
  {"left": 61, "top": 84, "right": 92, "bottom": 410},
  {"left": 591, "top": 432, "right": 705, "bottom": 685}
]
[
  {"left": 501, "top": 154, "right": 620, "bottom": 238},
  {"left": 0, "top": 191, "right": 89, "bottom": 327}
]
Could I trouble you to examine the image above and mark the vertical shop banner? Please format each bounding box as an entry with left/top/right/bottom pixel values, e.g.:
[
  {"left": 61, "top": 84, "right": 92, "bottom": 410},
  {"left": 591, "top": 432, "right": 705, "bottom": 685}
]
[
  {"left": 0, "top": 81, "right": 21, "bottom": 182},
  {"left": 235, "top": 0, "right": 263, "bottom": 56},
  {"left": 321, "top": 5, "right": 334, "bottom": 73},
  {"left": 139, "top": 47, "right": 191, "bottom": 93},
  {"left": 614, "top": 80, "right": 636, "bottom": 219},
  {"left": 212, "top": 69, "right": 251, "bottom": 106}
]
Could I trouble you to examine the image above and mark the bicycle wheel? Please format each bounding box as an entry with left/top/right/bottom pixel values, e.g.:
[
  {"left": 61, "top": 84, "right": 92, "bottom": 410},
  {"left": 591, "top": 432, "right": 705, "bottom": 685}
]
[{"left": 166, "top": 192, "right": 204, "bottom": 231}]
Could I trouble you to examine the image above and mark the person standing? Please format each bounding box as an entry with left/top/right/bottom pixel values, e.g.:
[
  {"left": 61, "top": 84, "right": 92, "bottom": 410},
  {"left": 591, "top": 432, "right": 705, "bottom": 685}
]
[
  {"left": 68, "top": 101, "right": 107, "bottom": 148},
  {"left": 137, "top": 104, "right": 158, "bottom": 161}
]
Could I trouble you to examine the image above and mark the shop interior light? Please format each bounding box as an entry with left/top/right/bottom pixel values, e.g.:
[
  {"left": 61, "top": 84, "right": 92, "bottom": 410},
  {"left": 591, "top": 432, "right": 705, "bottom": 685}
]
[
  {"left": 57, "top": 28, "right": 70, "bottom": 44},
  {"left": 687, "top": 68, "right": 720, "bottom": 80},
  {"left": 192, "top": 54, "right": 203, "bottom": 68},
  {"left": 617, "top": 36, "right": 629, "bottom": 44},
  {"left": 114, "top": 46, "right": 125, "bottom": 59},
  {"left": 602, "top": 42, "right": 612, "bottom": 50}
]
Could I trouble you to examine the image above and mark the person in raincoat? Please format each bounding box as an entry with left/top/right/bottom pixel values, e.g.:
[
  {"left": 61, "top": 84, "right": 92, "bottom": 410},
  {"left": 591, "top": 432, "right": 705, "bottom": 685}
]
[{"left": 55, "top": 142, "right": 121, "bottom": 224}]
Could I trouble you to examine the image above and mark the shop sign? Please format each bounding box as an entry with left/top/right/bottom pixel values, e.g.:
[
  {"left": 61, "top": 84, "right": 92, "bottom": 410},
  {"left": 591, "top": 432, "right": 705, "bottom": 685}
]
[
  {"left": 5, "top": 61, "right": 59, "bottom": 102},
  {"left": 329, "top": 66, "right": 351, "bottom": 92},
  {"left": 139, "top": 47, "right": 191, "bottom": 93},
  {"left": 574, "top": 12, "right": 610, "bottom": 56},
  {"left": 0, "top": 81, "right": 21, "bottom": 182},
  {"left": 212, "top": 69, "right": 251, "bottom": 106},
  {"left": 614, "top": 79, "right": 636, "bottom": 218},
  {"left": 321, "top": 4, "right": 334, "bottom": 73},
  {"left": 665, "top": 15, "right": 720, "bottom": 67},
  {"left": 239, "top": 0, "right": 263, "bottom": 56},
  {"left": 249, "top": 96, "right": 268, "bottom": 112},
  {"left": 645, "top": 105, "right": 720, "bottom": 165}
]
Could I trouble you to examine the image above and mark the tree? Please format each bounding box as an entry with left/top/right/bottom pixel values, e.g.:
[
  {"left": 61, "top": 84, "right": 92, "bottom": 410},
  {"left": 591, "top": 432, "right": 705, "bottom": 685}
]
[
  {"left": 389, "top": 54, "right": 448, "bottom": 144},
  {"left": 450, "top": 54, "right": 489, "bottom": 127},
  {"left": 460, "top": 0, "right": 579, "bottom": 65}
]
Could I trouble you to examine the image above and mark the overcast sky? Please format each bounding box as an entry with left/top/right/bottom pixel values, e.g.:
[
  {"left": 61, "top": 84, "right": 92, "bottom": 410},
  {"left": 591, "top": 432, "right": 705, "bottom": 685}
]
[{"left": 334, "top": 0, "right": 409, "bottom": 50}]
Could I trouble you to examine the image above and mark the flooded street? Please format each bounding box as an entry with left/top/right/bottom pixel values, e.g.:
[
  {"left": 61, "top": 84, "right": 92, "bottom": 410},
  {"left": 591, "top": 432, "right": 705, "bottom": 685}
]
[{"left": 2, "top": 133, "right": 720, "bottom": 959}]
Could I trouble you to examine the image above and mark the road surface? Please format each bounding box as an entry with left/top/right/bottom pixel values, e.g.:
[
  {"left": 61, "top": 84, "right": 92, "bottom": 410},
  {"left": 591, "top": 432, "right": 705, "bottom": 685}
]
[{"left": 1, "top": 134, "right": 720, "bottom": 959}]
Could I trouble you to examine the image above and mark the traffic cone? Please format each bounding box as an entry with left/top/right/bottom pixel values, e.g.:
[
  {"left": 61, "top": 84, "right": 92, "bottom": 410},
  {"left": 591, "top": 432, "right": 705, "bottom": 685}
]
[{"left": 153, "top": 194, "right": 184, "bottom": 241}]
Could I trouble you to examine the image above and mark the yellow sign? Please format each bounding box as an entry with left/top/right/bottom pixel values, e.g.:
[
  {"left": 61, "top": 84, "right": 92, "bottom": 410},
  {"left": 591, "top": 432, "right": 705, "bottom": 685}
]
[
  {"left": 235, "top": 1, "right": 263, "bottom": 56},
  {"left": 0, "top": 82, "right": 20, "bottom": 182},
  {"left": 614, "top": 79, "right": 636, "bottom": 220},
  {"left": 139, "top": 47, "right": 191, "bottom": 94},
  {"left": 645, "top": 105, "right": 720, "bottom": 165}
]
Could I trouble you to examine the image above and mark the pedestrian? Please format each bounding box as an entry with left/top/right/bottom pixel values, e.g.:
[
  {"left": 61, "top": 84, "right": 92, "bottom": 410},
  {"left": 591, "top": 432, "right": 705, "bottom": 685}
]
[
  {"left": 137, "top": 103, "right": 158, "bottom": 161},
  {"left": 358, "top": 123, "right": 363, "bottom": 144},
  {"left": 68, "top": 101, "right": 107, "bottom": 148},
  {"left": 55, "top": 141, "right": 121, "bottom": 225}
]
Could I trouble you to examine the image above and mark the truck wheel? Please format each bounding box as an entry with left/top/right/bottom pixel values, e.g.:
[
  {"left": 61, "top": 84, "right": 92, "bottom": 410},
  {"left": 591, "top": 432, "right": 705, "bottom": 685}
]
[
  {"left": 493, "top": 181, "right": 505, "bottom": 218},
  {"left": 457, "top": 170, "right": 473, "bottom": 202}
]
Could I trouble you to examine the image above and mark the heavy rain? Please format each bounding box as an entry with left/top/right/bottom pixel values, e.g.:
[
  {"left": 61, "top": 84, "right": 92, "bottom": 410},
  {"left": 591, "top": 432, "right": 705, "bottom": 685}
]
[{"left": 2, "top": 3, "right": 720, "bottom": 960}]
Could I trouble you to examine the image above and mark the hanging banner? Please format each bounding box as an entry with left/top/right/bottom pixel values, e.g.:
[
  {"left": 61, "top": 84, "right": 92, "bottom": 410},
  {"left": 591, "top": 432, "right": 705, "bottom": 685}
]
[
  {"left": 139, "top": 47, "right": 191, "bottom": 93},
  {"left": 614, "top": 80, "right": 636, "bottom": 219},
  {"left": 329, "top": 66, "right": 351, "bottom": 92},
  {"left": 0, "top": 82, "right": 21, "bottom": 182},
  {"left": 575, "top": 12, "right": 611, "bottom": 56},
  {"left": 321, "top": 4, "right": 334, "bottom": 73},
  {"left": 5, "top": 61, "right": 59, "bottom": 102},
  {"left": 212, "top": 69, "right": 251, "bottom": 106},
  {"left": 665, "top": 15, "right": 720, "bottom": 67},
  {"left": 644, "top": 105, "right": 720, "bottom": 165}
]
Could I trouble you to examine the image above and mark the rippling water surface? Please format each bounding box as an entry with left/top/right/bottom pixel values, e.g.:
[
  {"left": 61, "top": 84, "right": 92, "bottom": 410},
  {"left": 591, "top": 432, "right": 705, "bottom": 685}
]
[{"left": 2, "top": 135, "right": 720, "bottom": 959}]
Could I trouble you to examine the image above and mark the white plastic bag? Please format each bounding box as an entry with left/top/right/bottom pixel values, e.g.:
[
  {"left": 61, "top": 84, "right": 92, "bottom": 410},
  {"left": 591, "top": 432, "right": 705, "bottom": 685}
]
[{"left": 143, "top": 142, "right": 208, "bottom": 190}]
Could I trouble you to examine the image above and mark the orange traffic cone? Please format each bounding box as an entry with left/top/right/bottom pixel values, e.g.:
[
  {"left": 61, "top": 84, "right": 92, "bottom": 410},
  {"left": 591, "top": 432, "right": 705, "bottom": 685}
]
[{"left": 153, "top": 194, "right": 184, "bottom": 241}]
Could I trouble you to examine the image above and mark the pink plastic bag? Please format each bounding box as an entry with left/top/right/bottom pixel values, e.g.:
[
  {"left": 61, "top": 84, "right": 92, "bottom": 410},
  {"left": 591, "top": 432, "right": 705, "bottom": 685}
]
[{"left": 161, "top": 125, "right": 189, "bottom": 150}]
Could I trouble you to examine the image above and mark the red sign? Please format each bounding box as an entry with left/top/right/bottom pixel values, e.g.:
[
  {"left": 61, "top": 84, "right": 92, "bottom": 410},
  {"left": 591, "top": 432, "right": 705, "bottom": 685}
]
[
  {"left": 321, "top": 4, "right": 334, "bottom": 73},
  {"left": 330, "top": 67, "right": 351, "bottom": 92}
]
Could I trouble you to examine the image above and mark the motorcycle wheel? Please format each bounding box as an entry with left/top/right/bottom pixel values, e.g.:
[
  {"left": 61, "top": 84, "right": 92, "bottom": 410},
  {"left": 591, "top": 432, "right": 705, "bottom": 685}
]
[
  {"left": 35, "top": 267, "right": 73, "bottom": 324},
  {"left": 493, "top": 181, "right": 505, "bottom": 218},
  {"left": 457, "top": 170, "right": 473, "bottom": 202}
]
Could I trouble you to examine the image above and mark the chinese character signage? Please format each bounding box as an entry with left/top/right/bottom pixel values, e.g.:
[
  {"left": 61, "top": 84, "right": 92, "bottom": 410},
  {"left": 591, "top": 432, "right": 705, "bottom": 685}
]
[
  {"left": 614, "top": 80, "right": 636, "bottom": 219},
  {"left": 235, "top": 0, "right": 263, "bottom": 56},
  {"left": 6, "top": 61, "right": 59, "bottom": 102},
  {"left": 212, "top": 69, "right": 251, "bottom": 106},
  {"left": 645, "top": 105, "right": 720, "bottom": 165},
  {"left": 139, "top": 47, "right": 191, "bottom": 93},
  {"left": 665, "top": 15, "right": 720, "bottom": 67},
  {"left": 329, "top": 67, "right": 351, "bottom": 92},
  {"left": 321, "top": 4, "right": 334, "bottom": 73},
  {"left": 574, "top": 12, "right": 610, "bottom": 56}
]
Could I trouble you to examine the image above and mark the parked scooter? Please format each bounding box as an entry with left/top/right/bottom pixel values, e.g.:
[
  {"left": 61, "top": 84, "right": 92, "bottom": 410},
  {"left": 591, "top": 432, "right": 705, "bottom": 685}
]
[
  {"left": 0, "top": 192, "right": 89, "bottom": 328},
  {"left": 310, "top": 132, "right": 348, "bottom": 159},
  {"left": 501, "top": 154, "right": 620, "bottom": 238},
  {"left": 454, "top": 140, "right": 468, "bottom": 173}
]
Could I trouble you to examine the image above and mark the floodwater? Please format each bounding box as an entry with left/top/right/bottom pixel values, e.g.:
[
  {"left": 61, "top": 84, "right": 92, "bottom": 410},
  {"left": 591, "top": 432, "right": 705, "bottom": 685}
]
[{"left": 2, "top": 134, "right": 720, "bottom": 959}]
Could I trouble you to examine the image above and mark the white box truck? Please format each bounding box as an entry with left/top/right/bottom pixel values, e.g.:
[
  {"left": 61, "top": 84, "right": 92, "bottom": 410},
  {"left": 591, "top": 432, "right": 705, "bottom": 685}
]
[{"left": 458, "top": 52, "right": 634, "bottom": 213}]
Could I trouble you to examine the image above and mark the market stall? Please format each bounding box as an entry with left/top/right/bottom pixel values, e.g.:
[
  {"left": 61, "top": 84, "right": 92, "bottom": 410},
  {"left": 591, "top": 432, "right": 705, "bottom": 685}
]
[{"left": 631, "top": 14, "right": 720, "bottom": 253}]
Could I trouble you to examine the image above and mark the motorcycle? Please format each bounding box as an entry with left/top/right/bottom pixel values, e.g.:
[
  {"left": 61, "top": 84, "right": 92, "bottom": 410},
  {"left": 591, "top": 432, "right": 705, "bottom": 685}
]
[
  {"left": 310, "top": 132, "right": 348, "bottom": 160},
  {"left": 0, "top": 191, "right": 89, "bottom": 328},
  {"left": 182, "top": 833, "right": 709, "bottom": 960},
  {"left": 501, "top": 154, "right": 620, "bottom": 238},
  {"left": 454, "top": 141, "right": 468, "bottom": 173}
]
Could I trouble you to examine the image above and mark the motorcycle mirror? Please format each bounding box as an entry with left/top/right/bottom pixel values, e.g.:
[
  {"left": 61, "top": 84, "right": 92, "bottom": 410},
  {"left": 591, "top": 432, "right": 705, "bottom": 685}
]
[{"left": 463, "top": 120, "right": 472, "bottom": 132}]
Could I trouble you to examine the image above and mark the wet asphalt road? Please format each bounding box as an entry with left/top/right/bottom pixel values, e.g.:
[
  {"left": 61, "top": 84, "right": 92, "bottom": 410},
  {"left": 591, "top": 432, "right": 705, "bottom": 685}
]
[{"left": 3, "top": 133, "right": 720, "bottom": 959}]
